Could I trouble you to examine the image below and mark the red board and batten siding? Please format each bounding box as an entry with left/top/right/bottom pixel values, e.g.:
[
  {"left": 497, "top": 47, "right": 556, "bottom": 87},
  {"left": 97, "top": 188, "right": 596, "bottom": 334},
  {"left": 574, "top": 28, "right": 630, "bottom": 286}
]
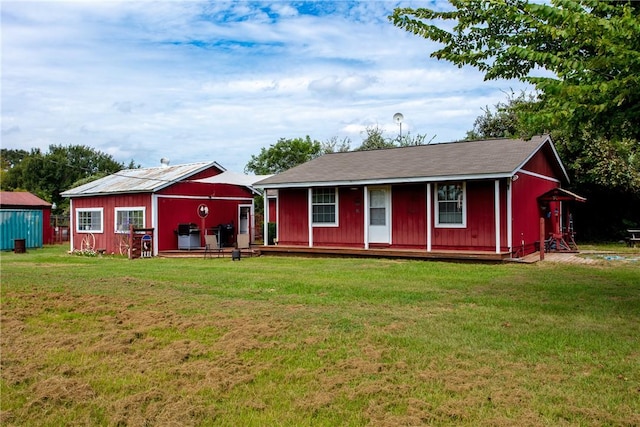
[
  {"left": 391, "top": 184, "right": 427, "bottom": 249},
  {"left": 313, "top": 188, "right": 365, "bottom": 248},
  {"left": 511, "top": 149, "right": 562, "bottom": 255},
  {"left": 277, "top": 189, "right": 309, "bottom": 245},
  {"left": 430, "top": 180, "right": 508, "bottom": 252},
  {"left": 71, "top": 193, "right": 152, "bottom": 253}
]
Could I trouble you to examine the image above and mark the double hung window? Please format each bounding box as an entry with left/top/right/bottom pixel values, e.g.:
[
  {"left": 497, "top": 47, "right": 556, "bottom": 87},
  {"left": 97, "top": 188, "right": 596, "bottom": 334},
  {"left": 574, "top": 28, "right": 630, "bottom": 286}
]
[
  {"left": 436, "top": 182, "right": 466, "bottom": 227},
  {"left": 312, "top": 188, "right": 337, "bottom": 225}
]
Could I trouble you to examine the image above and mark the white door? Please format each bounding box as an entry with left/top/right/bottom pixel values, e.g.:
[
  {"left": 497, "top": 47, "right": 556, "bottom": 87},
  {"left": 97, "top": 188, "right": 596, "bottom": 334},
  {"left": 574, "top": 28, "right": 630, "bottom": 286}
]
[
  {"left": 238, "top": 205, "right": 251, "bottom": 235},
  {"left": 368, "top": 188, "right": 390, "bottom": 244}
]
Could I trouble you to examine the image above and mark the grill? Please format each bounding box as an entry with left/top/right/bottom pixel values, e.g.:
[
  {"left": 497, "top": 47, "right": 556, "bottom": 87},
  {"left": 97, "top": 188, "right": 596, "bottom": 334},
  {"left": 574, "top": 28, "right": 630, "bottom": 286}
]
[{"left": 177, "top": 223, "right": 200, "bottom": 250}]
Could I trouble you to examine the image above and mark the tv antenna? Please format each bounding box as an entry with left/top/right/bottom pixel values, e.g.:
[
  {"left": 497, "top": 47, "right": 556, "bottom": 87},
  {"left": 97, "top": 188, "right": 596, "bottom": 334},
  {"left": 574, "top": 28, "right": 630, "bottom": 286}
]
[{"left": 393, "top": 112, "right": 404, "bottom": 141}]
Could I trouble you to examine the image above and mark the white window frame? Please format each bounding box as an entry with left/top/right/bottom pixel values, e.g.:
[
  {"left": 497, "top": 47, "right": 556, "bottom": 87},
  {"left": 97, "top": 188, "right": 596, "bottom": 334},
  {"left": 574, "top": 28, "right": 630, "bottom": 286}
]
[
  {"left": 76, "top": 208, "right": 104, "bottom": 233},
  {"left": 435, "top": 182, "right": 467, "bottom": 228},
  {"left": 115, "top": 207, "right": 146, "bottom": 233},
  {"left": 311, "top": 187, "right": 339, "bottom": 227}
]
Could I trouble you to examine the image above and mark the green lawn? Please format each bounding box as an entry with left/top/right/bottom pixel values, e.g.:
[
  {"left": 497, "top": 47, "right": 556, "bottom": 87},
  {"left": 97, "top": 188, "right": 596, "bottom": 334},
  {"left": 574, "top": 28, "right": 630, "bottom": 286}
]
[{"left": 1, "top": 246, "right": 639, "bottom": 426}]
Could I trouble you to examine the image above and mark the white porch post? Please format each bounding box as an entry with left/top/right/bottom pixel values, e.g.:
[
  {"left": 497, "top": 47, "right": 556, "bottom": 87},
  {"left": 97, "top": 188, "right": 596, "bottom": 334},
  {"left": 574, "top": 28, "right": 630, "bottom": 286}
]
[
  {"left": 152, "top": 194, "right": 159, "bottom": 256},
  {"left": 507, "top": 179, "right": 513, "bottom": 256},
  {"left": 363, "top": 186, "right": 369, "bottom": 249},
  {"left": 308, "top": 188, "right": 313, "bottom": 247},
  {"left": 263, "top": 192, "right": 269, "bottom": 245},
  {"left": 426, "top": 183, "right": 432, "bottom": 252},
  {"left": 495, "top": 179, "right": 501, "bottom": 254},
  {"left": 69, "top": 198, "right": 74, "bottom": 252}
]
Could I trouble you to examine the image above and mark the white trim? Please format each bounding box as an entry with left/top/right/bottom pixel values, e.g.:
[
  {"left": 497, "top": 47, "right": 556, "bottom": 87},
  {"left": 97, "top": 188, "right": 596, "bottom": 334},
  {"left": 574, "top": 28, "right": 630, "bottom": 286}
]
[
  {"left": 363, "top": 185, "right": 369, "bottom": 249},
  {"left": 257, "top": 172, "right": 517, "bottom": 190},
  {"left": 495, "top": 180, "right": 501, "bottom": 254},
  {"left": 512, "top": 135, "right": 569, "bottom": 183},
  {"left": 426, "top": 183, "right": 432, "bottom": 252},
  {"left": 156, "top": 194, "right": 254, "bottom": 202},
  {"left": 263, "top": 193, "right": 269, "bottom": 245},
  {"left": 506, "top": 178, "right": 512, "bottom": 255},
  {"left": 307, "top": 189, "right": 313, "bottom": 247},
  {"left": 311, "top": 187, "right": 339, "bottom": 227},
  {"left": 69, "top": 199, "right": 74, "bottom": 251},
  {"left": 152, "top": 194, "right": 159, "bottom": 256},
  {"left": 434, "top": 182, "right": 467, "bottom": 228},
  {"left": 518, "top": 169, "right": 561, "bottom": 183},
  {"left": 114, "top": 206, "right": 146, "bottom": 233},
  {"left": 237, "top": 204, "right": 253, "bottom": 238},
  {"left": 75, "top": 207, "right": 104, "bottom": 233}
]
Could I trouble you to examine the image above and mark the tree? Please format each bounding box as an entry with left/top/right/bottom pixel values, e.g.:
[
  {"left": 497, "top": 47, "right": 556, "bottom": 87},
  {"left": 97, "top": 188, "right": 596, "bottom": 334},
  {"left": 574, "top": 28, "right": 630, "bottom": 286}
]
[
  {"left": 466, "top": 91, "right": 536, "bottom": 140},
  {"left": 244, "top": 136, "right": 323, "bottom": 175},
  {"left": 322, "top": 136, "right": 351, "bottom": 154},
  {"left": 391, "top": 0, "right": 640, "bottom": 142},
  {"left": 355, "top": 126, "right": 396, "bottom": 151},
  {"left": 1, "top": 144, "right": 125, "bottom": 211}
]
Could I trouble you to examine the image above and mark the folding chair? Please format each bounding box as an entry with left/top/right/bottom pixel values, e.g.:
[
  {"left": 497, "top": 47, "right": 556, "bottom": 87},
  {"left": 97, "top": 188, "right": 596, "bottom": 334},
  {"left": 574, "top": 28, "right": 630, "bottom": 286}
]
[
  {"left": 236, "top": 234, "right": 252, "bottom": 257},
  {"left": 204, "top": 234, "right": 222, "bottom": 258}
]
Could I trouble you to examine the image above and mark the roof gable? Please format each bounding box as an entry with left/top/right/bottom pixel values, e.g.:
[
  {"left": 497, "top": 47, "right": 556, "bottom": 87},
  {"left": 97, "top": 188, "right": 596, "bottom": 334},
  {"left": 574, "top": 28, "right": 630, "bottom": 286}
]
[
  {"left": 256, "top": 135, "right": 566, "bottom": 188},
  {"left": 61, "top": 161, "right": 224, "bottom": 197}
]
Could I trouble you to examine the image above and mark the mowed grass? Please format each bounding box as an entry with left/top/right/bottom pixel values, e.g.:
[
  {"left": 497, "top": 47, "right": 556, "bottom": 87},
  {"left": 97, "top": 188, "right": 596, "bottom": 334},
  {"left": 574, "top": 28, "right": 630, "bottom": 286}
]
[{"left": 1, "top": 246, "right": 639, "bottom": 426}]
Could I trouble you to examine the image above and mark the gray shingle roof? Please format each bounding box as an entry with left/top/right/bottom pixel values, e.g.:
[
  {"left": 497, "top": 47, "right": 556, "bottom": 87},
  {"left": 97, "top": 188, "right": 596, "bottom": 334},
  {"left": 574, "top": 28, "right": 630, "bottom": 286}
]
[
  {"left": 61, "top": 161, "right": 222, "bottom": 197},
  {"left": 255, "top": 135, "right": 565, "bottom": 188}
]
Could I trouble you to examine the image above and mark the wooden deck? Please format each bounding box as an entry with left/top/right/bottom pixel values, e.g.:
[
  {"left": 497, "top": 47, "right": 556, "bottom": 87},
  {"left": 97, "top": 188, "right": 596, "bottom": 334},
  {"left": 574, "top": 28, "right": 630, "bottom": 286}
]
[
  {"left": 158, "top": 244, "right": 526, "bottom": 262},
  {"left": 256, "top": 245, "right": 511, "bottom": 262}
]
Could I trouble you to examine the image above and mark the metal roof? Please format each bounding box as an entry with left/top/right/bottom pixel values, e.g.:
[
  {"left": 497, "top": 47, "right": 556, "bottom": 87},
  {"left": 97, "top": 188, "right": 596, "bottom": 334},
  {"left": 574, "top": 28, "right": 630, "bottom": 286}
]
[
  {"left": 61, "top": 161, "right": 223, "bottom": 197},
  {"left": 0, "top": 191, "right": 52, "bottom": 208},
  {"left": 255, "top": 135, "right": 567, "bottom": 188}
]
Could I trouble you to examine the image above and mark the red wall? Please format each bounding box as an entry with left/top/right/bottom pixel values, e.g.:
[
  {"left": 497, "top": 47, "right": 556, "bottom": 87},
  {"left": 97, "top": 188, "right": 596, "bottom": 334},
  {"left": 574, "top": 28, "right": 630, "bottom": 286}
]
[
  {"left": 71, "top": 193, "right": 152, "bottom": 253},
  {"left": 431, "top": 180, "right": 506, "bottom": 252},
  {"left": 277, "top": 189, "right": 309, "bottom": 245},
  {"left": 313, "top": 188, "right": 364, "bottom": 247},
  {"left": 392, "top": 184, "right": 427, "bottom": 249}
]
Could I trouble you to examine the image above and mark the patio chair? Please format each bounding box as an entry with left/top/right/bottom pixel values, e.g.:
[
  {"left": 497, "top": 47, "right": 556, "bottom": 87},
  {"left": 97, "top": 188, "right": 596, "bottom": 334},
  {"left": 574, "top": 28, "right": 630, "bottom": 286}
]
[
  {"left": 236, "top": 233, "right": 252, "bottom": 257},
  {"left": 204, "top": 234, "right": 222, "bottom": 258}
]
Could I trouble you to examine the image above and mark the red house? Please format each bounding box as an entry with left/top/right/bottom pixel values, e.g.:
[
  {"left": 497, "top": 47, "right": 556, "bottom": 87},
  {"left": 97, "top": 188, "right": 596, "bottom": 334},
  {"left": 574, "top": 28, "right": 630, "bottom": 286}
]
[
  {"left": 255, "top": 135, "right": 581, "bottom": 260},
  {"left": 61, "top": 161, "right": 259, "bottom": 255}
]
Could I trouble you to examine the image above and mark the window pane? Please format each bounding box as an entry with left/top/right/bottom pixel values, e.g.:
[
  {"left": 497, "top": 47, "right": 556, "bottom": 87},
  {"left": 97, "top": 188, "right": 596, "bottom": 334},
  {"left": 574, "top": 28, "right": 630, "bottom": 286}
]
[
  {"left": 312, "top": 188, "right": 337, "bottom": 224},
  {"left": 78, "top": 210, "right": 101, "bottom": 231},
  {"left": 370, "top": 207, "right": 385, "bottom": 225},
  {"left": 437, "top": 183, "right": 464, "bottom": 225},
  {"left": 116, "top": 209, "right": 144, "bottom": 231}
]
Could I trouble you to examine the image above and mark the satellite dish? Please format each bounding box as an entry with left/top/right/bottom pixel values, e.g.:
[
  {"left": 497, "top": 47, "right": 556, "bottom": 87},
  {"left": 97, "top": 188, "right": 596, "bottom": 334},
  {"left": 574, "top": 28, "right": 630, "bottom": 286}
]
[
  {"left": 160, "top": 158, "right": 170, "bottom": 167},
  {"left": 393, "top": 112, "right": 404, "bottom": 124}
]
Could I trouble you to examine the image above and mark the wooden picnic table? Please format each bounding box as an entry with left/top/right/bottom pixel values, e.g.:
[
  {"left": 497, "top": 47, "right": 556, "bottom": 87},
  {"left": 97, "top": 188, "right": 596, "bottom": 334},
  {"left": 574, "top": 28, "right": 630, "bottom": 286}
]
[{"left": 626, "top": 229, "right": 640, "bottom": 247}]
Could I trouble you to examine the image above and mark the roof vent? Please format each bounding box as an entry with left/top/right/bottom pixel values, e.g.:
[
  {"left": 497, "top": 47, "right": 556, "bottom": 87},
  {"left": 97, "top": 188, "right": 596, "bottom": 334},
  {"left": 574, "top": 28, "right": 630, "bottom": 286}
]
[{"left": 160, "top": 158, "right": 170, "bottom": 167}]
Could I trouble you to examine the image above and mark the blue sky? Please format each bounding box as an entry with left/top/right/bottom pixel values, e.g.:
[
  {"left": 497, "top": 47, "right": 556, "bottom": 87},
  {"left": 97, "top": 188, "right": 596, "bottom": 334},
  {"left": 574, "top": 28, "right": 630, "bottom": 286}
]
[{"left": 1, "top": 1, "right": 532, "bottom": 171}]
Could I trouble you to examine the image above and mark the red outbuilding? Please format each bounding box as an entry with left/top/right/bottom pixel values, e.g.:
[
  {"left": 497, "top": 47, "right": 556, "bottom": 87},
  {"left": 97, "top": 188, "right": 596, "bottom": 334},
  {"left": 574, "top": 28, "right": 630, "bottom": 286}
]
[
  {"left": 255, "top": 135, "right": 583, "bottom": 260},
  {"left": 61, "top": 161, "right": 260, "bottom": 256}
]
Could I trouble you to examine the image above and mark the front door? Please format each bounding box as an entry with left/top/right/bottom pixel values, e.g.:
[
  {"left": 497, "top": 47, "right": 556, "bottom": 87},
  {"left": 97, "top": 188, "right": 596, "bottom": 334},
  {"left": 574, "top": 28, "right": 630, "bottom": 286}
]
[
  {"left": 238, "top": 205, "right": 251, "bottom": 236},
  {"left": 368, "top": 187, "right": 390, "bottom": 244}
]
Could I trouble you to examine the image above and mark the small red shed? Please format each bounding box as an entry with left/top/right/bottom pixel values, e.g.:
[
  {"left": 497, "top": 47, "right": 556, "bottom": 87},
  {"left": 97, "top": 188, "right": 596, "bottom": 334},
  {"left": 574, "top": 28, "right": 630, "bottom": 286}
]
[
  {"left": 61, "top": 162, "right": 260, "bottom": 255},
  {"left": 255, "top": 135, "right": 576, "bottom": 259}
]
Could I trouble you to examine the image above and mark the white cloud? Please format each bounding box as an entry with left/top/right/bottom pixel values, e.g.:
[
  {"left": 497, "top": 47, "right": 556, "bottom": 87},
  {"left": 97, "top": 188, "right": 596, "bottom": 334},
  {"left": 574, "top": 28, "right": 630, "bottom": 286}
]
[{"left": 1, "top": 1, "right": 533, "bottom": 171}]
